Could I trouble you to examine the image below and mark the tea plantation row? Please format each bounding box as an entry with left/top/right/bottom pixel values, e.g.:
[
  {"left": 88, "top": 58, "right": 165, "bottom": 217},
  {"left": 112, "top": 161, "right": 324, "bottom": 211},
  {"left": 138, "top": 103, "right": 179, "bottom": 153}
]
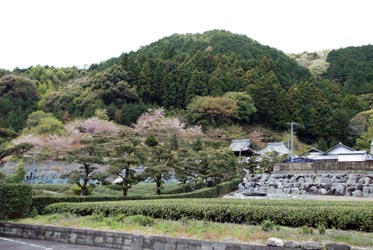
[{"left": 45, "top": 198, "right": 373, "bottom": 232}]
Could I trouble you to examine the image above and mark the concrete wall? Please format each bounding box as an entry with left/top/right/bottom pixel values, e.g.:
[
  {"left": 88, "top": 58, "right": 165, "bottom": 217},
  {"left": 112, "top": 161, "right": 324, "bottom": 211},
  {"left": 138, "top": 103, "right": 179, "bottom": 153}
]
[
  {"left": 0, "top": 222, "right": 310, "bottom": 250},
  {"left": 275, "top": 161, "right": 373, "bottom": 174}
]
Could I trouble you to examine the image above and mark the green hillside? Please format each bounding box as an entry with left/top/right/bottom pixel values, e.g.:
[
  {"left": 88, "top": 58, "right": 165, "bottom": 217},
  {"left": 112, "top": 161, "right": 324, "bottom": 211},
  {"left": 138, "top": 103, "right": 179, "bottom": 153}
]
[
  {"left": 1, "top": 30, "right": 373, "bottom": 148},
  {"left": 325, "top": 44, "right": 373, "bottom": 94}
]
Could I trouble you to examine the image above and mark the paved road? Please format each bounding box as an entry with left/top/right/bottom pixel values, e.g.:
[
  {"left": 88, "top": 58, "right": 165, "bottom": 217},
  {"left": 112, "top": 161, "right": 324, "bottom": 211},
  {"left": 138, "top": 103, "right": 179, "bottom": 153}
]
[{"left": 0, "top": 237, "right": 113, "bottom": 250}]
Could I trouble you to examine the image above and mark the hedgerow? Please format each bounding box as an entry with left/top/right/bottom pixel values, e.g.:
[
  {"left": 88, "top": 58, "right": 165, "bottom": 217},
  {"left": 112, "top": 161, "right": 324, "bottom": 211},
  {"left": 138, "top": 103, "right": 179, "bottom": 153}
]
[
  {"left": 32, "top": 179, "right": 241, "bottom": 213},
  {"left": 0, "top": 184, "right": 32, "bottom": 219},
  {"left": 44, "top": 198, "right": 373, "bottom": 232}
]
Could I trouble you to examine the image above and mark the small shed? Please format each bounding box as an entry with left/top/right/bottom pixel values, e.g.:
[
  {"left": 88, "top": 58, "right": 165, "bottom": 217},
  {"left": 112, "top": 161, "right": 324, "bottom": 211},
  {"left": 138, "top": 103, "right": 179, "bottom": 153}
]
[{"left": 229, "top": 139, "right": 254, "bottom": 157}]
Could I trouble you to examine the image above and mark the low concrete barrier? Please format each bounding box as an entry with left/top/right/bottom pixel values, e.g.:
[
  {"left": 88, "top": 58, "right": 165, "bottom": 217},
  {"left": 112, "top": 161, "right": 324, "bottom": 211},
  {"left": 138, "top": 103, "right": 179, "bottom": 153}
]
[
  {"left": 0, "top": 222, "right": 298, "bottom": 250},
  {"left": 0, "top": 222, "right": 351, "bottom": 250}
]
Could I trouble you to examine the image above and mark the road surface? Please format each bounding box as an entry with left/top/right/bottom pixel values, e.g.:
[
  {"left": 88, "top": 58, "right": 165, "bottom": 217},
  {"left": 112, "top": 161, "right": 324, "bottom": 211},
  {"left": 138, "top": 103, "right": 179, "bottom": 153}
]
[{"left": 0, "top": 237, "right": 113, "bottom": 250}]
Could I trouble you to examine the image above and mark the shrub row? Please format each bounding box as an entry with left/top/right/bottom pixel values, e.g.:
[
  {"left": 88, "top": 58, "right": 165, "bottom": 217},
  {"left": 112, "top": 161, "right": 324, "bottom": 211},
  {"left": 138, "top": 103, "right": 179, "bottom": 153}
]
[
  {"left": 32, "top": 179, "right": 240, "bottom": 213},
  {"left": 30, "top": 184, "right": 71, "bottom": 193},
  {"left": 0, "top": 184, "right": 32, "bottom": 219},
  {"left": 44, "top": 198, "right": 373, "bottom": 232}
]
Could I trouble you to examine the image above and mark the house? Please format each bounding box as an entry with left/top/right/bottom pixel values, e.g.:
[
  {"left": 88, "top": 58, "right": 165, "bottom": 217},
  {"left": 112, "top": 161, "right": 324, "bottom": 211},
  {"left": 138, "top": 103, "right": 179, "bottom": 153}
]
[
  {"left": 257, "top": 142, "right": 291, "bottom": 156},
  {"left": 338, "top": 151, "right": 370, "bottom": 162},
  {"left": 229, "top": 139, "right": 254, "bottom": 157},
  {"left": 313, "top": 142, "right": 370, "bottom": 162},
  {"left": 301, "top": 148, "right": 324, "bottom": 159}
]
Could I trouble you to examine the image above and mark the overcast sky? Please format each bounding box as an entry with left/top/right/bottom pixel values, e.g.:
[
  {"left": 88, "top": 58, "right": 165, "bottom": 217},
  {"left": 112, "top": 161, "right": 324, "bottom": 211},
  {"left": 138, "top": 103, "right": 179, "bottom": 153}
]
[{"left": 1, "top": 0, "right": 372, "bottom": 70}]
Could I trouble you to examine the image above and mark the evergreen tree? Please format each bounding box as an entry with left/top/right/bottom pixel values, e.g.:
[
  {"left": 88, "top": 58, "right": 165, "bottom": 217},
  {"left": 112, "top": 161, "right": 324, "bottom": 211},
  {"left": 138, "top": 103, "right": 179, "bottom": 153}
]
[
  {"left": 144, "top": 144, "right": 176, "bottom": 195},
  {"left": 247, "top": 71, "right": 288, "bottom": 129},
  {"left": 145, "top": 134, "right": 158, "bottom": 147},
  {"left": 0, "top": 128, "right": 33, "bottom": 163},
  {"left": 108, "top": 138, "right": 145, "bottom": 196},
  {"left": 67, "top": 138, "right": 106, "bottom": 196},
  {"left": 185, "top": 70, "right": 208, "bottom": 104},
  {"left": 169, "top": 133, "right": 179, "bottom": 151}
]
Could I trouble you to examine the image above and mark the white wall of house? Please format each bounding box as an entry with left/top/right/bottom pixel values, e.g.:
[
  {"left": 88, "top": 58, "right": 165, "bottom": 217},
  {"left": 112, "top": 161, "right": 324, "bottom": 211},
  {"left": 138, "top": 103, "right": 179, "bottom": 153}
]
[{"left": 338, "top": 153, "right": 367, "bottom": 162}]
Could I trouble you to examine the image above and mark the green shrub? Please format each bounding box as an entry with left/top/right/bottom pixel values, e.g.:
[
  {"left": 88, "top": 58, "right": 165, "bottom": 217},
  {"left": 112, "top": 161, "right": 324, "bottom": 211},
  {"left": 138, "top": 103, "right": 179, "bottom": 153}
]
[
  {"left": 43, "top": 198, "right": 373, "bottom": 232},
  {"left": 301, "top": 225, "right": 314, "bottom": 235},
  {"left": 70, "top": 184, "right": 94, "bottom": 196},
  {"left": 317, "top": 223, "right": 326, "bottom": 235},
  {"left": 261, "top": 220, "right": 276, "bottom": 232},
  {"left": 0, "top": 184, "right": 32, "bottom": 219},
  {"left": 216, "top": 178, "right": 241, "bottom": 196},
  {"left": 31, "top": 179, "right": 240, "bottom": 213},
  {"left": 126, "top": 215, "right": 155, "bottom": 226}
]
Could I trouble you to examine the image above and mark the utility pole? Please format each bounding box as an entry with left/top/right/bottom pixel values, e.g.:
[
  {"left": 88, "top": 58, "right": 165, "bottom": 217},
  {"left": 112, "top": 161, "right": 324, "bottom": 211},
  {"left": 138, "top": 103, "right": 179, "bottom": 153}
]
[{"left": 287, "top": 121, "right": 298, "bottom": 163}]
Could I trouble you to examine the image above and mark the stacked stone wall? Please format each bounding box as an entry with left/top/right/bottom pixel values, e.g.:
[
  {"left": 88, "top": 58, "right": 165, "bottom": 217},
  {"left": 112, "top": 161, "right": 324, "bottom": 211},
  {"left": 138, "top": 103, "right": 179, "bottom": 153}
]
[{"left": 239, "top": 173, "right": 373, "bottom": 197}]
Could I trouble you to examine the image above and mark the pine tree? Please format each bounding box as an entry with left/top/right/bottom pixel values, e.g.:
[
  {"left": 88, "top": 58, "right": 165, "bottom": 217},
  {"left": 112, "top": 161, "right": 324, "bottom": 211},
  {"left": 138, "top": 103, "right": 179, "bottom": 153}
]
[{"left": 108, "top": 138, "right": 145, "bottom": 196}]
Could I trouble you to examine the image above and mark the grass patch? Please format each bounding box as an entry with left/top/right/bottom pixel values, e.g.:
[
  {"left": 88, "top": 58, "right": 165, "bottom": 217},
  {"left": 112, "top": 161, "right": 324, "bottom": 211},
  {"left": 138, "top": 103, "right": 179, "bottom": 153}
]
[{"left": 13, "top": 213, "right": 373, "bottom": 247}]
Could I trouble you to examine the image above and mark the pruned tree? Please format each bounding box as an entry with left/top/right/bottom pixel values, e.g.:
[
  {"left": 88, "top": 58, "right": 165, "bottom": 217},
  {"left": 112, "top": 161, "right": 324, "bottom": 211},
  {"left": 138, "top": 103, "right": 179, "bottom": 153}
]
[
  {"left": 67, "top": 138, "right": 106, "bottom": 196},
  {"left": 174, "top": 148, "right": 198, "bottom": 186},
  {"left": 192, "top": 147, "right": 238, "bottom": 186},
  {"left": 108, "top": 138, "right": 145, "bottom": 196},
  {"left": 144, "top": 143, "right": 177, "bottom": 195},
  {"left": 0, "top": 128, "right": 33, "bottom": 163}
]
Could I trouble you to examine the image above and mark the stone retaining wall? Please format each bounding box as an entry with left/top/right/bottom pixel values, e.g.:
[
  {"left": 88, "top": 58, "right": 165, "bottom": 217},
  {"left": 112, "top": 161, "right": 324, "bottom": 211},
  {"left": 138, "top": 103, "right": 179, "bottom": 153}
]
[
  {"left": 0, "top": 222, "right": 296, "bottom": 250},
  {"left": 239, "top": 173, "right": 373, "bottom": 197}
]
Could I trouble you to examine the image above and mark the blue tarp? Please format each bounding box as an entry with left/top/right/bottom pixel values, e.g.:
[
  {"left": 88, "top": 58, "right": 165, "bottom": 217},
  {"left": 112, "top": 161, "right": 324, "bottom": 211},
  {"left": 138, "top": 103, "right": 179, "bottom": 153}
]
[{"left": 282, "top": 157, "right": 315, "bottom": 163}]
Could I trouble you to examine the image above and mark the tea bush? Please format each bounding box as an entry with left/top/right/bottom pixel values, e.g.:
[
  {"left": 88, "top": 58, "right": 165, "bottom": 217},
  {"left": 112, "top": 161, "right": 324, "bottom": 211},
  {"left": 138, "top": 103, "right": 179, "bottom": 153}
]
[{"left": 44, "top": 198, "right": 373, "bottom": 232}]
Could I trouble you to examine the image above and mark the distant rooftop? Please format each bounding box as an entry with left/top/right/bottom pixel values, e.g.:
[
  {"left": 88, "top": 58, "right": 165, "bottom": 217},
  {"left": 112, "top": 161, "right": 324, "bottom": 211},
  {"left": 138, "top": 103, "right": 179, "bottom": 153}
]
[
  {"left": 257, "top": 142, "right": 291, "bottom": 155},
  {"left": 229, "top": 139, "right": 252, "bottom": 152}
]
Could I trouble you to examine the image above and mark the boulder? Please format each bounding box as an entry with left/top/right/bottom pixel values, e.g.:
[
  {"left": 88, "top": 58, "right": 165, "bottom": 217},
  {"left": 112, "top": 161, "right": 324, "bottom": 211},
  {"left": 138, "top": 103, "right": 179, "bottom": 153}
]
[
  {"left": 266, "top": 238, "right": 284, "bottom": 247},
  {"left": 302, "top": 241, "right": 323, "bottom": 250},
  {"left": 284, "top": 240, "right": 301, "bottom": 248},
  {"left": 238, "top": 183, "right": 245, "bottom": 192},
  {"left": 289, "top": 176, "right": 297, "bottom": 183},
  {"left": 291, "top": 188, "right": 300, "bottom": 194},
  {"left": 346, "top": 187, "right": 356, "bottom": 194},
  {"left": 319, "top": 188, "right": 328, "bottom": 195},
  {"left": 352, "top": 190, "right": 362, "bottom": 197},
  {"left": 325, "top": 243, "right": 350, "bottom": 250},
  {"left": 354, "top": 184, "right": 363, "bottom": 191},
  {"left": 364, "top": 177, "right": 371, "bottom": 185},
  {"left": 346, "top": 174, "right": 357, "bottom": 185},
  {"left": 335, "top": 184, "right": 346, "bottom": 196},
  {"left": 362, "top": 186, "right": 370, "bottom": 197}
]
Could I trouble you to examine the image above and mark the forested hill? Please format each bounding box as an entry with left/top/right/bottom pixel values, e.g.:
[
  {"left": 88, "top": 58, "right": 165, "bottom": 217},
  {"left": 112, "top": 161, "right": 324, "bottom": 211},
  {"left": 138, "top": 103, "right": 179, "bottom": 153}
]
[
  {"left": 1, "top": 30, "right": 373, "bottom": 149},
  {"left": 324, "top": 44, "right": 373, "bottom": 94},
  {"left": 38, "top": 30, "right": 312, "bottom": 128}
]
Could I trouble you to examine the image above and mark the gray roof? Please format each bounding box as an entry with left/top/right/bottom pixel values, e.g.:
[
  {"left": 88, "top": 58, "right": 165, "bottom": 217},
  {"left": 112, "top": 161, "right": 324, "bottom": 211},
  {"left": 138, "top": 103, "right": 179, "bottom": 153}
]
[
  {"left": 257, "top": 142, "right": 291, "bottom": 155},
  {"left": 324, "top": 142, "right": 355, "bottom": 155},
  {"left": 229, "top": 139, "right": 252, "bottom": 152},
  {"left": 303, "top": 147, "right": 324, "bottom": 154}
]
